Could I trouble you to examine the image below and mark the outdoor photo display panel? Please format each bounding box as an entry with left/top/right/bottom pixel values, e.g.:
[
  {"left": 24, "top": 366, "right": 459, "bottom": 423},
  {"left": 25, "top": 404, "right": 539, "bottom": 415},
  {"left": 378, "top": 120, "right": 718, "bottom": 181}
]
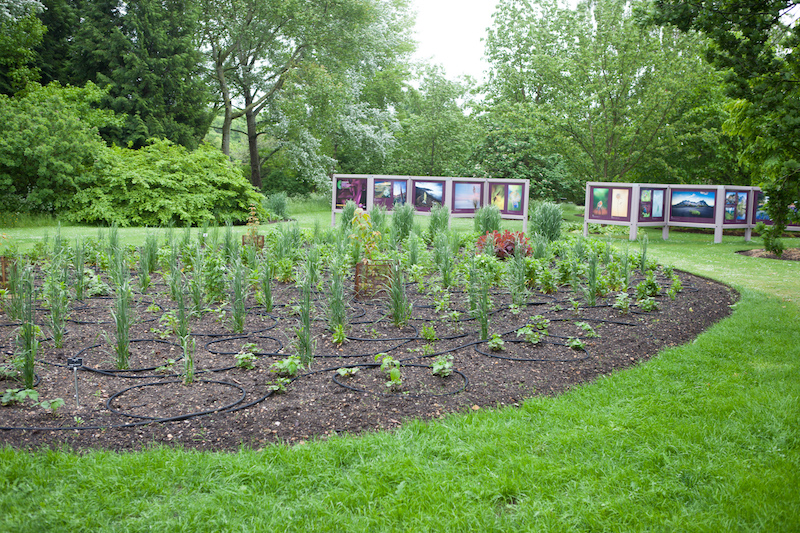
[
  {"left": 335, "top": 177, "right": 367, "bottom": 209},
  {"left": 638, "top": 188, "right": 666, "bottom": 222},
  {"left": 452, "top": 182, "right": 484, "bottom": 213},
  {"left": 753, "top": 191, "right": 800, "bottom": 226},
  {"left": 724, "top": 190, "right": 748, "bottom": 224},
  {"left": 373, "top": 179, "right": 407, "bottom": 209},
  {"left": 412, "top": 180, "right": 445, "bottom": 211},
  {"left": 590, "top": 186, "right": 632, "bottom": 220},
  {"left": 488, "top": 182, "right": 525, "bottom": 214},
  {"left": 670, "top": 189, "right": 716, "bottom": 223}
]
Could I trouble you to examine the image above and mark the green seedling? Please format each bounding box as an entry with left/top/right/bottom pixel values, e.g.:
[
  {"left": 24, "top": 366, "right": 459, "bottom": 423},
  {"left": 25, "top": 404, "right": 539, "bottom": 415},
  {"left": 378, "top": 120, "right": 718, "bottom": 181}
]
[
  {"left": 336, "top": 367, "right": 360, "bottom": 378},
  {"left": 420, "top": 325, "right": 438, "bottom": 342},
  {"left": 235, "top": 343, "right": 259, "bottom": 369},
  {"left": 431, "top": 354, "right": 454, "bottom": 377},
  {"left": 487, "top": 333, "right": 505, "bottom": 351},
  {"left": 576, "top": 321, "right": 600, "bottom": 338},
  {"left": 516, "top": 325, "right": 542, "bottom": 344},
  {"left": 270, "top": 355, "right": 304, "bottom": 377},
  {"left": 376, "top": 353, "right": 402, "bottom": 391},
  {"left": 566, "top": 337, "right": 586, "bottom": 350}
]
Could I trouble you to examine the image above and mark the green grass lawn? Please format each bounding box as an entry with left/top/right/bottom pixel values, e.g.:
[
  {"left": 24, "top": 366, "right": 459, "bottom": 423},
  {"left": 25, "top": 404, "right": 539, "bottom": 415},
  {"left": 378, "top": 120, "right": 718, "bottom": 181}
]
[{"left": 1, "top": 206, "right": 799, "bottom": 532}]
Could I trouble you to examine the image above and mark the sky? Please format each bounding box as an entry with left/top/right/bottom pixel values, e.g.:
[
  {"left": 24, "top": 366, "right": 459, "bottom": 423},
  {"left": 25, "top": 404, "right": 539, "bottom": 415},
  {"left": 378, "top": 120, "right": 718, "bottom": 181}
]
[{"left": 410, "top": 0, "right": 498, "bottom": 83}]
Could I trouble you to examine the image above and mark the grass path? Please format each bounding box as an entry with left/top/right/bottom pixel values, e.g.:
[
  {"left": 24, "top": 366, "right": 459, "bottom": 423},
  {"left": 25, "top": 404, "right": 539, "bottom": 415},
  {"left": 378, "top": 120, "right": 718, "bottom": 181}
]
[{"left": 1, "top": 214, "right": 798, "bottom": 531}]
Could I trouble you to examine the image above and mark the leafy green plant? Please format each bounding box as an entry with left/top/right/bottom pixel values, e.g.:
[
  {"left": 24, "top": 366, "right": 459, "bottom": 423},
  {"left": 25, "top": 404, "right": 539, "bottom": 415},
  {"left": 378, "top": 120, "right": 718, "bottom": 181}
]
[
  {"left": 636, "top": 270, "right": 661, "bottom": 299},
  {"left": 228, "top": 256, "right": 249, "bottom": 334},
  {"left": 235, "top": 344, "right": 258, "bottom": 370},
  {"left": 2, "top": 388, "right": 38, "bottom": 406},
  {"left": 476, "top": 230, "right": 532, "bottom": 259},
  {"left": 487, "top": 333, "right": 505, "bottom": 351},
  {"left": 576, "top": 322, "right": 600, "bottom": 338},
  {"left": 270, "top": 356, "right": 304, "bottom": 378},
  {"left": 428, "top": 204, "right": 451, "bottom": 242},
  {"left": 376, "top": 353, "right": 402, "bottom": 391},
  {"left": 431, "top": 354, "right": 454, "bottom": 377},
  {"left": 268, "top": 377, "right": 291, "bottom": 394},
  {"left": 566, "top": 337, "right": 586, "bottom": 350},
  {"left": 331, "top": 323, "right": 347, "bottom": 346},
  {"left": 637, "top": 296, "right": 660, "bottom": 312},
  {"left": 516, "top": 325, "right": 542, "bottom": 344},
  {"left": 613, "top": 292, "right": 631, "bottom": 313},
  {"left": 38, "top": 397, "right": 65, "bottom": 416}
]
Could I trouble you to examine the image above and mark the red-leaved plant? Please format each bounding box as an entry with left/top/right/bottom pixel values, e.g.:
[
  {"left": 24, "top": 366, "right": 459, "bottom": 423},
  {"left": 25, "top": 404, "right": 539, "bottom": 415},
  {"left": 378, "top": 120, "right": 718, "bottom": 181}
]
[{"left": 476, "top": 230, "right": 532, "bottom": 259}]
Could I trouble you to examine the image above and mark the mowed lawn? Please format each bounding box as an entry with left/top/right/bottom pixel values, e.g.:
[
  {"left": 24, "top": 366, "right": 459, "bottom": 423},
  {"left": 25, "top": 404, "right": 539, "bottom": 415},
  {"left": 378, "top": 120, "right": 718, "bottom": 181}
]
[{"left": 1, "top": 208, "right": 798, "bottom": 532}]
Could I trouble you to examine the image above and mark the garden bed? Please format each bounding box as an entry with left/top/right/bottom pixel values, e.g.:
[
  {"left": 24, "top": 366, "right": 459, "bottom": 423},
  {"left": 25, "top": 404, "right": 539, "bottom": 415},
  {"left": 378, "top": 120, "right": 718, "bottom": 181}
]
[{"left": 0, "top": 265, "right": 736, "bottom": 452}]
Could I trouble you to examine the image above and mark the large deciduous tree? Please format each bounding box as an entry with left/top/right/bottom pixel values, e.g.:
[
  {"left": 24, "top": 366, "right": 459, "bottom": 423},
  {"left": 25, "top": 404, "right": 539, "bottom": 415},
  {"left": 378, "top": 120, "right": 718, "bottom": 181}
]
[
  {"left": 200, "top": 0, "right": 414, "bottom": 190},
  {"left": 649, "top": 0, "right": 800, "bottom": 254},
  {"left": 484, "top": 0, "right": 716, "bottom": 185},
  {"left": 0, "top": 0, "right": 45, "bottom": 94}
]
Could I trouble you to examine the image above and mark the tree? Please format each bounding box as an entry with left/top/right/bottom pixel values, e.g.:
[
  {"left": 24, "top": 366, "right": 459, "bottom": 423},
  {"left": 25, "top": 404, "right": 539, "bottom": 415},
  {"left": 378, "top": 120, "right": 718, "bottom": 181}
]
[
  {"left": 200, "top": 0, "right": 414, "bottom": 190},
  {"left": 649, "top": 0, "right": 800, "bottom": 254},
  {"left": 470, "top": 103, "right": 580, "bottom": 202},
  {"left": 484, "top": 0, "right": 716, "bottom": 185},
  {"left": 385, "top": 67, "right": 479, "bottom": 177},
  {"left": 38, "top": 0, "right": 213, "bottom": 149},
  {"left": 0, "top": 0, "right": 45, "bottom": 94}
]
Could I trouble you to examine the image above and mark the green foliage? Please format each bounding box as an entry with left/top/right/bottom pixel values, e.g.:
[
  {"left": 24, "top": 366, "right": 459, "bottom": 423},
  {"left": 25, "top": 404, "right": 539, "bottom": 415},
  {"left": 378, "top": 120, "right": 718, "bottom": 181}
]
[
  {"left": 0, "top": 82, "right": 114, "bottom": 213},
  {"left": 0, "top": 9, "right": 45, "bottom": 94},
  {"left": 67, "top": 140, "right": 264, "bottom": 227},
  {"left": 474, "top": 205, "right": 502, "bottom": 235},
  {"left": 487, "top": 333, "right": 505, "bottom": 351},
  {"left": 530, "top": 201, "right": 563, "bottom": 242},
  {"left": 270, "top": 356, "right": 304, "bottom": 378},
  {"left": 430, "top": 354, "right": 453, "bottom": 377}
]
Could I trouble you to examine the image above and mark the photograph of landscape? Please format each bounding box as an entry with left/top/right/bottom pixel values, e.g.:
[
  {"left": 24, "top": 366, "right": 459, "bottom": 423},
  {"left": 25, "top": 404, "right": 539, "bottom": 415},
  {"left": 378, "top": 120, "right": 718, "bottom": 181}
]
[{"left": 670, "top": 189, "right": 715, "bottom": 220}]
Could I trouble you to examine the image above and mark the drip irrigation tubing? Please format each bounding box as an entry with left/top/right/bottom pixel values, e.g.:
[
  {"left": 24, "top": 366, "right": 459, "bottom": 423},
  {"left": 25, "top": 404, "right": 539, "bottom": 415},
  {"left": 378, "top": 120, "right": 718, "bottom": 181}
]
[{"left": 331, "top": 363, "right": 468, "bottom": 397}]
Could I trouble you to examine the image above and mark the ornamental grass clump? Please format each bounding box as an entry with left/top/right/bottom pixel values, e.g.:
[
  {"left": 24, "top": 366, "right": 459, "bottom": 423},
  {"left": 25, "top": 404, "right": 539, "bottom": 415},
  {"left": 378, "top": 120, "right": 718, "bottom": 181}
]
[
  {"left": 229, "top": 256, "right": 249, "bottom": 334},
  {"left": 327, "top": 255, "right": 347, "bottom": 332},
  {"left": 43, "top": 251, "right": 71, "bottom": 348},
  {"left": 433, "top": 232, "right": 454, "bottom": 288},
  {"left": 530, "top": 200, "right": 563, "bottom": 242},
  {"left": 15, "top": 266, "right": 37, "bottom": 389},
  {"left": 388, "top": 261, "right": 411, "bottom": 327},
  {"left": 294, "top": 278, "right": 315, "bottom": 365},
  {"left": 391, "top": 203, "right": 415, "bottom": 243},
  {"left": 73, "top": 238, "right": 87, "bottom": 300},
  {"left": 474, "top": 205, "right": 502, "bottom": 235},
  {"left": 428, "top": 204, "right": 450, "bottom": 242},
  {"left": 109, "top": 278, "right": 133, "bottom": 370}
]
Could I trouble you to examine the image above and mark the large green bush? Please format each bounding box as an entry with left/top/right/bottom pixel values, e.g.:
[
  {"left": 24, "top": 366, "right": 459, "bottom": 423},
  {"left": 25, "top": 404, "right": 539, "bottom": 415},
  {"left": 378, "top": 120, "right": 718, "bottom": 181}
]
[
  {"left": 0, "top": 82, "right": 114, "bottom": 212},
  {"left": 68, "top": 140, "right": 264, "bottom": 227}
]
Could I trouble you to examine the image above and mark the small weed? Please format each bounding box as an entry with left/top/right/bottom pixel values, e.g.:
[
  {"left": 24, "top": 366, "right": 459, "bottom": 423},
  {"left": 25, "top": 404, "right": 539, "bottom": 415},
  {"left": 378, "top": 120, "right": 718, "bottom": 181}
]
[
  {"left": 270, "top": 355, "right": 304, "bottom": 377},
  {"left": 576, "top": 322, "right": 600, "bottom": 338},
  {"left": 376, "top": 353, "right": 402, "bottom": 391},
  {"left": 235, "top": 343, "right": 259, "bottom": 369},
  {"left": 516, "top": 325, "right": 542, "bottom": 344},
  {"left": 566, "top": 337, "right": 586, "bottom": 350},
  {"left": 268, "top": 377, "right": 291, "bottom": 394},
  {"left": 420, "top": 325, "right": 438, "bottom": 342},
  {"left": 336, "top": 367, "right": 360, "bottom": 378}
]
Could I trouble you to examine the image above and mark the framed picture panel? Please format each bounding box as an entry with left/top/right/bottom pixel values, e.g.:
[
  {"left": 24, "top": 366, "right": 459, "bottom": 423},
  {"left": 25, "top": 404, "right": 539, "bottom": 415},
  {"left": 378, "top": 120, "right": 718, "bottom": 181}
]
[
  {"left": 724, "top": 190, "right": 748, "bottom": 224},
  {"left": 373, "top": 179, "right": 408, "bottom": 210},
  {"left": 452, "top": 181, "right": 484, "bottom": 214},
  {"left": 590, "top": 186, "right": 632, "bottom": 221},
  {"left": 335, "top": 177, "right": 367, "bottom": 209},
  {"left": 638, "top": 187, "right": 666, "bottom": 222},
  {"left": 669, "top": 189, "right": 716, "bottom": 224},
  {"left": 412, "top": 180, "right": 445, "bottom": 211}
]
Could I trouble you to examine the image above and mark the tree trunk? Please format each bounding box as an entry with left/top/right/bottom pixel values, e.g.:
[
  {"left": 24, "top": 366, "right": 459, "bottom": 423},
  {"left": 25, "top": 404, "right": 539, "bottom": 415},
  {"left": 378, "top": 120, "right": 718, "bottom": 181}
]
[{"left": 244, "top": 90, "right": 262, "bottom": 189}]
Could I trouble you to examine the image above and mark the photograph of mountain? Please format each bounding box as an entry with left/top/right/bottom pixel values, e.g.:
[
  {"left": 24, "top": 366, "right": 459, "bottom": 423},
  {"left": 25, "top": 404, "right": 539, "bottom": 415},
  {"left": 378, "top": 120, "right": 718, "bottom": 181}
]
[{"left": 670, "top": 190, "right": 715, "bottom": 220}]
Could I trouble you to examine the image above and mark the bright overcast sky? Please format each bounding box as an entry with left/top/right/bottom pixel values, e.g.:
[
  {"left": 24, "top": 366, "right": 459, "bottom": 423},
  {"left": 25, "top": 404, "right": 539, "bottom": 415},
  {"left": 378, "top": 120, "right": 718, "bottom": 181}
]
[{"left": 410, "top": 0, "right": 498, "bottom": 82}]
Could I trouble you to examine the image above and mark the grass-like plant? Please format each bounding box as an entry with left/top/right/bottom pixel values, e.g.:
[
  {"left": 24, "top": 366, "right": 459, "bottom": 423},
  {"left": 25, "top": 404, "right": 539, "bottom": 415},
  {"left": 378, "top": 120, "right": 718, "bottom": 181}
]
[
  {"left": 391, "top": 203, "right": 415, "bottom": 243},
  {"left": 327, "top": 256, "right": 347, "bottom": 332},
  {"left": 15, "top": 266, "right": 38, "bottom": 389},
  {"left": 388, "top": 261, "right": 410, "bottom": 327},
  {"left": 507, "top": 245, "right": 529, "bottom": 308},
  {"left": 109, "top": 278, "right": 133, "bottom": 370},
  {"left": 43, "top": 252, "right": 71, "bottom": 348},
  {"left": 474, "top": 205, "right": 502, "bottom": 235},
  {"left": 428, "top": 204, "right": 450, "bottom": 242},
  {"left": 433, "top": 232, "right": 454, "bottom": 288},
  {"left": 229, "top": 256, "right": 249, "bottom": 334},
  {"left": 73, "top": 237, "right": 87, "bottom": 300},
  {"left": 530, "top": 200, "right": 563, "bottom": 242},
  {"left": 294, "top": 278, "right": 315, "bottom": 365},
  {"left": 181, "top": 334, "right": 195, "bottom": 385},
  {"left": 258, "top": 257, "right": 273, "bottom": 312},
  {"left": 340, "top": 200, "right": 357, "bottom": 230}
]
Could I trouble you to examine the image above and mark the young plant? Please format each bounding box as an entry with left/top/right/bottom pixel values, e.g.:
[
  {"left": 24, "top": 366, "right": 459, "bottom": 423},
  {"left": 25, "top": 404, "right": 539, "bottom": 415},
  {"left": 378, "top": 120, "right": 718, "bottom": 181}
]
[
  {"left": 16, "top": 266, "right": 38, "bottom": 389},
  {"left": 43, "top": 252, "right": 71, "bottom": 348},
  {"left": 228, "top": 256, "right": 249, "bottom": 334},
  {"left": 108, "top": 279, "right": 133, "bottom": 370},
  {"left": 73, "top": 237, "right": 87, "bottom": 300},
  {"left": 294, "top": 279, "right": 315, "bottom": 365},
  {"left": 566, "top": 337, "right": 586, "bottom": 350},
  {"left": 637, "top": 296, "right": 660, "bottom": 312},
  {"left": 331, "top": 323, "right": 348, "bottom": 346},
  {"left": 336, "top": 367, "right": 360, "bottom": 378},
  {"left": 235, "top": 343, "right": 258, "bottom": 369},
  {"left": 268, "top": 377, "right": 291, "bottom": 394},
  {"left": 376, "top": 353, "right": 402, "bottom": 391},
  {"left": 270, "top": 355, "right": 304, "bottom": 377},
  {"left": 388, "top": 260, "right": 411, "bottom": 327},
  {"left": 431, "top": 354, "right": 454, "bottom": 377},
  {"left": 420, "top": 324, "right": 438, "bottom": 342},
  {"left": 487, "top": 333, "right": 505, "bottom": 351},
  {"left": 613, "top": 292, "right": 631, "bottom": 313},
  {"left": 258, "top": 258, "right": 274, "bottom": 312},
  {"left": 576, "top": 321, "right": 600, "bottom": 338}
]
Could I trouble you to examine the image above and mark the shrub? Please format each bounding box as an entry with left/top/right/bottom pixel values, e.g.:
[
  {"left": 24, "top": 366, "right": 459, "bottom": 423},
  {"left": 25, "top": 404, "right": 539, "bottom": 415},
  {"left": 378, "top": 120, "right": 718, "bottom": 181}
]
[
  {"left": 67, "top": 140, "right": 264, "bottom": 226},
  {"left": 530, "top": 201, "right": 563, "bottom": 242},
  {"left": 476, "top": 230, "right": 532, "bottom": 259},
  {"left": 391, "top": 203, "right": 415, "bottom": 242},
  {"left": 263, "top": 192, "right": 289, "bottom": 221}
]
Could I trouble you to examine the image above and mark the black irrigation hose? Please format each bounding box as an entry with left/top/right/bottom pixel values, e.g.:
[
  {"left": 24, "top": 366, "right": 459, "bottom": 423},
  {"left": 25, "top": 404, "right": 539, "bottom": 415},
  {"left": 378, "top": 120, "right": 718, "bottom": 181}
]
[
  {"left": 474, "top": 339, "right": 590, "bottom": 362},
  {"left": 331, "top": 363, "right": 469, "bottom": 397},
  {"left": 205, "top": 335, "right": 284, "bottom": 356},
  {"left": 75, "top": 338, "right": 182, "bottom": 375},
  {"left": 106, "top": 379, "right": 247, "bottom": 421}
]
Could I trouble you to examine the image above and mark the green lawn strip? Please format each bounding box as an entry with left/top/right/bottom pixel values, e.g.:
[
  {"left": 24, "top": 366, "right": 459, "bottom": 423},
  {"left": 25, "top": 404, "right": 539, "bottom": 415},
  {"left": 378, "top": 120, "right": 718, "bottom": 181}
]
[{"left": 1, "top": 289, "right": 798, "bottom": 531}]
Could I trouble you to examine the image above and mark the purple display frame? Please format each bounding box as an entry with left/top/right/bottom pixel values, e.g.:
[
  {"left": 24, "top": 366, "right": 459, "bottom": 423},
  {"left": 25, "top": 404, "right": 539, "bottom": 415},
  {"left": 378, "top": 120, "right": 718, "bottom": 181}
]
[
  {"left": 412, "top": 180, "right": 446, "bottom": 212},
  {"left": 590, "top": 186, "right": 633, "bottom": 221},
  {"left": 335, "top": 177, "right": 367, "bottom": 209},
  {"left": 723, "top": 190, "right": 749, "bottom": 225},
  {"left": 638, "top": 187, "right": 666, "bottom": 222},
  {"left": 487, "top": 182, "right": 526, "bottom": 215},
  {"left": 451, "top": 181, "right": 484, "bottom": 214},
  {"left": 669, "top": 189, "right": 717, "bottom": 224},
  {"left": 752, "top": 191, "right": 800, "bottom": 227},
  {"left": 373, "top": 179, "right": 408, "bottom": 210}
]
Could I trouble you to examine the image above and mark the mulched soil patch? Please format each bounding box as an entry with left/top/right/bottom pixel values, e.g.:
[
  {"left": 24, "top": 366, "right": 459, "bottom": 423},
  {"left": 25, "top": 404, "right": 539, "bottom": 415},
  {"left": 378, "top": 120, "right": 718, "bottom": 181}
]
[
  {"left": 0, "top": 269, "right": 737, "bottom": 452},
  {"left": 736, "top": 248, "right": 800, "bottom": 261}
]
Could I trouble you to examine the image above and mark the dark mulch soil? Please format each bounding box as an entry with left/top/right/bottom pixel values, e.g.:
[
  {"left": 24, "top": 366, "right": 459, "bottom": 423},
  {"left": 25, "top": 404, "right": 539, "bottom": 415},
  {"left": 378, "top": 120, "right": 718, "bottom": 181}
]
[
  {"left": 0, "top": 269, "right": 737, "bottom": 452},
  {"left": 736, "top": 248, "right": 800, "bottom": 261}
]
